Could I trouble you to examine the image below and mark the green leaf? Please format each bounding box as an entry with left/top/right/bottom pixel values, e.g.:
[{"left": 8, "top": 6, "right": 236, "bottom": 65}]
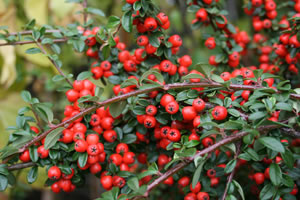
[
  {"left": 127, "top": 177, "right": 139, "bottom": 191},
  {"left": 269, "top": 163, "right": 282, "bottom": 186},
  {"left": 275, "top": 102, "right": 292, "bottom": 111},
  {"left": 29, "top": 146, "right": 38, "bottom": 162},
  {"left": 194, "top": 63, "right": 214, "bottom": 78},
  {"left": 249, "top": 111, "right": 267, "bottom": 121},
  {"left": 224, "top": 159, "right": 237, "bottom": 173},
  {"left": 121, "top": 134, "right": 137, "bottom": 144},
  {"left": 109, "top": 100, "right": 127, "bottom": 118},
  {"left": 192, "top": 158, "right": 206, "bottom": 189},
  {"left": 224, "top": 121, "right": 243, "bottom": 130},
  {"left": 21, "top": 90, "right": 32, "bottom": 103},
  {"left": 121, "top": 79, "right": 138, "bottom": 89},
  {"left": 44, "top": 127, "right": 64, "bottom": 150},
  {"left": 0, "top": 175, "right": 8, "bottom": 191},
  {"left": 77, "top": 71, "right": 93, "bottom": 80},
  {"left": 258, "top": 137, "right": 285, "bottom": 153},
  {"left": 181, "top": 73, "right": 204, "bottom": 81},
  {"left": 86, "top": 7, "right": 105, "bottom": 16},
  {"left": 102, "top": 45, "right": 111, "bottom": 60},
  {"left": 281, "top": 149, "right": 294, "bottom": 168},
  {"left": 211, "top": 74, "right": 224, "bottom": 83},
  {"left": 107, "top": 16, "right": 120, "bottom": 29},
  {"left": 0, "top": 165, "right": 8, "bottom": 176},
  {"left": 227, "top": 109, "right": 241, "bottom": 118},
  {"left": 72, "top": 39, "right": 85, "bottom": 52},
  {"left": 33, "top": 103, "right": 54, "bottom": 123},
  {"left": 232, "top": 180, "right": 245, "bottom": 200},
  {"left": 122, "top": 11, "right": 133, "bottom": 32},
  {"left": 27, "top": 166, "right": 38, "bottom": 184},
  {"left": 25, "top": 47, "right": 41, "bottom": 54},
  {"left": 259, "top": 184, "right": 275, "bottom": 200},
  {"left": 78, "top": 152, "right": 88, "bottom": 168}
]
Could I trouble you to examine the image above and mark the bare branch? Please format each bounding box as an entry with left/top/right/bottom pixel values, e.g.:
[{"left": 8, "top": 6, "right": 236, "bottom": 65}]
[
  {"left": 35, "top": 41, "right": 73, "bottom": 86},
  {"left": 7, "top": 162, "right": 36, "bottom": 171},
  {"left": 0, "top": 38, "right": 67, "bottom": 47}
]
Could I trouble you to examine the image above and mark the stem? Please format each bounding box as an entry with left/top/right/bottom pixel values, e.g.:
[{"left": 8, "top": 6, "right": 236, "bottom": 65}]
[
  {"left": 4, "top": 30, "right": 61, "bottom": 36},
  {"left": 221, "top": 141, "right": 242, "bottom": 200},
  {"left": 143, "top": 124, "right": 281, "bottom": 198},
  {"left": 35, "top": 41, "right": 73, "bottom": 87},
  {"left": 7, "top": 162, "right": 36, "bottom": 171},
  {"left": 30, "top": 104, "right": 44, "bottom": 131},
  {"left": 4, "top": 81, "right": 299, "bottom": 158},
  {"left": 83, "top": 0, "right": 88, "bottom": 27},
  {"left": 0, "top": 38, "right": 67, "bottom": 46}
]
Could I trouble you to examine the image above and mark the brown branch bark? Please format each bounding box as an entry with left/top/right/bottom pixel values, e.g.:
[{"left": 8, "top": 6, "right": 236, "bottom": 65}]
[
  {"left": 7, "top": 162, "right": 36, "bottom": 171},
  {"left": 0, "top": 38, "right": 67, "bottom": 47},
  {"left": 280, "top": 128, "right": 300, "bottom": 138},
  {"left": 221, "top": 141, "right": 242, "bottom": 200},
  {"left": 35, "top": 41, "right": 73, "bottom": 87},
  {"left": 82, "top": 0, "right": 88, "bottom": 27},
  {"left": 2, "top": 81, "right": 299, "bottom": 161}
]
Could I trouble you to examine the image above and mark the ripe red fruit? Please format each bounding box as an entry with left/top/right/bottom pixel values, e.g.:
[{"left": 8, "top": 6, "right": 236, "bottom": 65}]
[
  {"left": 144, "top": 116, "right": 156, "bottom": 128},
  {"left": 48, "top": 166, "right": 61, "bottom": 180},
  {"left": 103, "top": 130, "right": 117, "bottom": 143},
  {"left": 51, "top": 182, "right": 61, "bottom": 193},
  {"left": 66, "top": 89, "right": 79, "bottom": 102},
  {"left": 87, "top": 144, "right": 100, "bottom": 156},
  {"left": 202, "top": 137, "right": 213, "bottom": 147},
  {"left": 252, "top": 0, "right": 262, "bottom": 7},
  {"left": 160, "top": 94, "right": 175, "bottom": 107},
  {"left": 167, "top": 128, "right": 181, "bottom": 142},
  {"left": 158, "top": 154, "right": 170, "bottom": 166},
  {"left": 137, "top": 35, "right": 149, "bottom": 46},
  {"left": 207, "top": 169, "right": 216, "bottom": 178},
  {"left": 190, "top": 182, "right": 201, "bottom": 193},
  {"left": 196, "top": 8, "right": 208, "bottom": 22},
  {"left": 123, "top": 60, "right": 137, "bottom": 72},
  {"left": 145, "top": 43, "right": 157, "bottom": 54},
  {"left": 241, "top": 90, "right": 251, "bottom": 101},
  {"left": 205, "top": 37, "right": 216, "bottom": 49},
  {"left": 212, "top": 106, "right": 228, "bottom": 121},
  {"left": 123, "top": 152, "right": 135, "bottom": 164},
  {"left": 182, "top": 106, "right": 197, "bottom": 121},
  {"left": 75, "top": 140, "right": 88, "bottom": 152},
  {"left": 37, "top": 145, "right": 49, "bottom": 159},
  {"left": 197, "top": 192, "right": 210, "bottom": 200},
  {"left": 144, "top": 17, "right": 158, "bottom": 31},
  {"left": 112, "top": 176, "right": 126, "bottom": 188},
  {"left": 19, "top": 150, "right": 31, "bottom": 163},
  {"left": 116, "top": 143, "right": 129, "bottom": 154},
  {"left": 179, "top": 55, "right": 192, "bottom": 67},
  {"left": 145, "top": 105, "right": 157, "bottom": 116},
  {"left": 156, "top": 12, "right": 169, "bottom": 25},
  {"left": 185, "top": 193, "right": 197, "bottom": 200},
  {"left": 160, "top": 60, "right": 172, "bottom": 72},
  {"left": 109, "top": 153, "right": 123, "bottom": 166},
  {"left": 101, "top": 175, "right": 113, "bottom": 190},
  {"left": 192, "top": 98, "right": 206, "bottom": 112},
  {"left": 168, "top": 35, "right": 182, "bottom": 47},
  {"left": 253, "top": 172, "right": 265, "bottom": 185},
  {"left": 86, "top": 134, "right": 99, "bottom": 145},
  {"left": 178, "top": 176, "right": 190, "bottom": 187},
  {"left": 163, "top": 176, "right": 174, "bottom": 185},
  {"left": 165, "top": 101, "right": 179, "bottom": 114}
]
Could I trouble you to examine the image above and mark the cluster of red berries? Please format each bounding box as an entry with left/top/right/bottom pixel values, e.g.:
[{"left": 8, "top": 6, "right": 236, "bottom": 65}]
[{"left": 48, "top": 166, "right": 76, "bottom": 193}]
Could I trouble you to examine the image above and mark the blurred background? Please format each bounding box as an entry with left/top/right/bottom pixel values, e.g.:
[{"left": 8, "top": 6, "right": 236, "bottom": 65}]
[{"left": 0, "top": 0, "right": 248, "bottom": 199}]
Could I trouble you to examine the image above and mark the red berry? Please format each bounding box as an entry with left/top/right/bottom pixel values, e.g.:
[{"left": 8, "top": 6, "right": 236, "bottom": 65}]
[
  {"left": 48, "top": 166, "right": 61, "bottom": 180},
  {"left": 182, "top": 106, "right": 197, "bottom": 121},
  {"left": 212, "top": 106, "right": 227, "bottom": 120}
]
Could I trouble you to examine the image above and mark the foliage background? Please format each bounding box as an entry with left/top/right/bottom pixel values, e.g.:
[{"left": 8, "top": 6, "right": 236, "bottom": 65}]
[{"left": 0, "top": 0, "right": 251, "bottom": 199}]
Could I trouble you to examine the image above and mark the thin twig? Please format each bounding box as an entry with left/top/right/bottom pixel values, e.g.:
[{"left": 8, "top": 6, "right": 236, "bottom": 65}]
[
  {"left": 280, "top": 128, "right": 300, "bottom": 138},
  {"left": 35, "top": 41, "right": 73, "bottom": 86},
  {"left": 7, "top": 162, "right": 36, "bottom": 171},
  {"left": 83, "top": 0, "right": 88, "bottom": 27},
  {"left": 221, "top": 141, "right": 242, "bottom": 200},
  {"left": 0, "top": 38, "right": 67, "bottom": 47},
  {"left": 4, "top": 30, "right": 61, "bottom": 36},
  {"left": 30, "top": 104, "right": 43, "bottom": 131}
]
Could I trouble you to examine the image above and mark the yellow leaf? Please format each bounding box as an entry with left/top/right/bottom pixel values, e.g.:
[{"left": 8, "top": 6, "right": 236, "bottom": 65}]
[
  {"left": 16, "top": 44, "right": 51, "bottom": 67},
  {"left": 24, "top": 0, "right": 48, "bottom": 25}
]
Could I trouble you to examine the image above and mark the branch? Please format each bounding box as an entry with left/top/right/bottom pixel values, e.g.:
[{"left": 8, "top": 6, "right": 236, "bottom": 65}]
[
  {"left": 221, "top": 141, "right": 242, "bottom": 200},
  {"left": 142, "top": 123, "right": 281, "bottom": 198},
  {"left": 280, "top": 128, "right": 300, "bottom": 138},
  {"left": 4, "top": 30, "right": 61, "bottom": 36},
  {"left": 82, "top": 0, "right": 88, "bottom": 27},
  {"left": 3, "top": 81, "right": 299, "bottom": 160},
  {"left": 7, "top": 162, "right": 36, "bottom": 171},
  {"left": 35, "top": 41, "right": 73, "bottom": 87},
  {"left": 0, "top": 38, "right": 67, "bottom": 46}
]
